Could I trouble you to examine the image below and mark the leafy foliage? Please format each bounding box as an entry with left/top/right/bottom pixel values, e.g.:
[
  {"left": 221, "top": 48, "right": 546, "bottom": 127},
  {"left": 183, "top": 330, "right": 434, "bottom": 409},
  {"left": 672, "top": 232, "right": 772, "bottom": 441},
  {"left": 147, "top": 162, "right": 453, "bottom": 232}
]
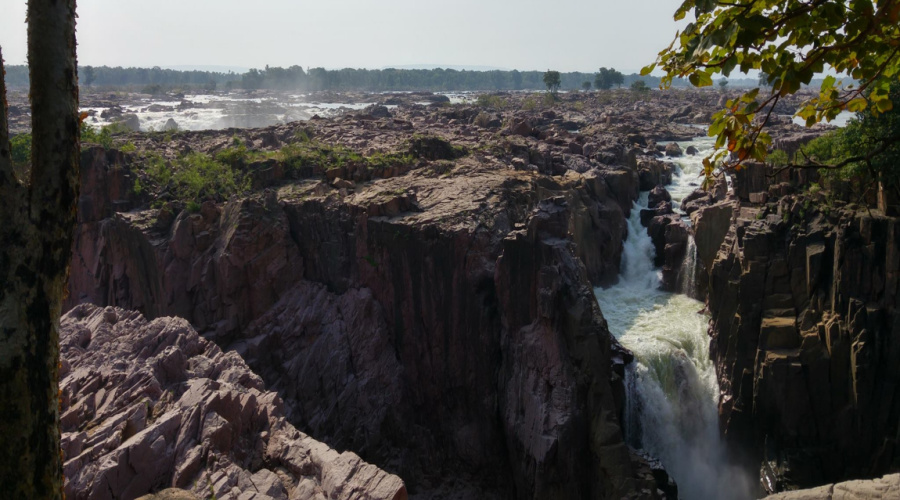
[
  {"left": 9, "top": 133, "right": 31, "bottom": 169},
  {"left": 631, "top": 80, "right": 650, "bottom": 93},
  {"left": 171, "top": 152, "right": 244, "bottom": 202},
  {"left": 799, "top": 80, "right": 900, "bottom": 197},
  {"left": 543, "top": 70, "right": 561, "bottom": 94},
  {"left": 646, "top": 0, "right": 900, "bottom": 183},
  {"left": 475, "top": 94, "right": 509, "bottom": 109},
  {"left": 594, "top": 67, "right": 625, "bottom": 90},
  {"left": 81, "top": 121, "right": 132, "bottom": 150}
]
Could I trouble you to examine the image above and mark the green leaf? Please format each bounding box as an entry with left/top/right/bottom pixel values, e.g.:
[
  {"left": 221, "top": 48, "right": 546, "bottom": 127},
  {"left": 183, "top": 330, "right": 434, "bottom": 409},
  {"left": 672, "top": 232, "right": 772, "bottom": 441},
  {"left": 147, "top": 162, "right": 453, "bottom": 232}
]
[
  {"left": 846, "top": 97, "right": 867, "bottom": 112},
  {"left": 875, "top": 98, "right": 893, "bottom": 113}
]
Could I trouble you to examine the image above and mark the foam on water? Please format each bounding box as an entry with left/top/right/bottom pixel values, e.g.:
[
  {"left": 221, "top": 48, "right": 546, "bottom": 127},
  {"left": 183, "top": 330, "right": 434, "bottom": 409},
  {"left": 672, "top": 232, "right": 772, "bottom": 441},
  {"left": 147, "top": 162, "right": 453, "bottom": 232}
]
[
  {"left": 595, "top": 138, "right": 753, "bottom": 499},
  {"left": 81, "top": 94, "right": 381, "bottom": 132}
]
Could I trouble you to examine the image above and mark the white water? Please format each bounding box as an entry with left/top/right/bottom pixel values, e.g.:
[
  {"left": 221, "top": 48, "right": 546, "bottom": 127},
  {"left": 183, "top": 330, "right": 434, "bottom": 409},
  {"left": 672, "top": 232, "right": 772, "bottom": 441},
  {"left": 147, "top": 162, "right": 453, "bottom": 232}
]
[
  {"left": 595, "top": 139, "right": 753, "bottom": 499},
  {"left": 81, "top": 91, "right": 474, "bottom": 132},
  {"left": 81, "top": 94, "right": 374, "bottom": 132}
]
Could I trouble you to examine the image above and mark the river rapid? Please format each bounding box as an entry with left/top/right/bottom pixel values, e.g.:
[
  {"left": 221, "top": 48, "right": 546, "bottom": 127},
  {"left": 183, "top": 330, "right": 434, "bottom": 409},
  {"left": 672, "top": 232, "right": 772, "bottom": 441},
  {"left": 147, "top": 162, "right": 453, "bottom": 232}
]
[{"left": 595, "top": 138, "right": 755, "bottom": 499}]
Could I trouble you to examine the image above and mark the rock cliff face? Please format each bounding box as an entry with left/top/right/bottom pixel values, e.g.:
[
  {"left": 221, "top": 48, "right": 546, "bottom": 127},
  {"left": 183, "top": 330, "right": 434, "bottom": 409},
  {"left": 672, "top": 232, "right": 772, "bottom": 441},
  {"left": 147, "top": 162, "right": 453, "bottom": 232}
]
[
  {"left": 65, "top": 126, "right": 671, "bottom": 496},
  {"left": 766, "top": 473, "right": 900, "bottom": 499},
  {"left": 699, "top": 192, "right": 900, "bottom": 491},
  {"left": 60, "top": 304, "right": 406, "bottom": 500}
]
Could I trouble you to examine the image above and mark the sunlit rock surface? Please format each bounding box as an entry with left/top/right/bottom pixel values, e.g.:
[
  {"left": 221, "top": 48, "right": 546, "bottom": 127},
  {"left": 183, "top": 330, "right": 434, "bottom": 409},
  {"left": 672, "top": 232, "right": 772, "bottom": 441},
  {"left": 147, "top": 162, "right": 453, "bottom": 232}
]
[{"left": 60, "top": 304, "right": 407, "bottom": 500}]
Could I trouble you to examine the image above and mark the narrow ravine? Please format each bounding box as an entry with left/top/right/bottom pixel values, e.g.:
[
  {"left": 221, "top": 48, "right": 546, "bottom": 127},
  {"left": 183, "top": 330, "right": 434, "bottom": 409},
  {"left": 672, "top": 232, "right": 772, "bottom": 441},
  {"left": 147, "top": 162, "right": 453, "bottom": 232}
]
[{"left": 595, "top": 139, "right": 753, "bottom": 499}]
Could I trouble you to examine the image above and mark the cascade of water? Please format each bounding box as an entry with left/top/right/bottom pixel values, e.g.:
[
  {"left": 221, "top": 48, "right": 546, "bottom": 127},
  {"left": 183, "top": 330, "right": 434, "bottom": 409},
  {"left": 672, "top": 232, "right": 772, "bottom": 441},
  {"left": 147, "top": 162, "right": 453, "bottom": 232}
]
[
  {"left": 594, "top": 138, "right": 752, "bottom": 499},
  {"left": 678, "top": 235, "right": 699, "bottom": 298}
]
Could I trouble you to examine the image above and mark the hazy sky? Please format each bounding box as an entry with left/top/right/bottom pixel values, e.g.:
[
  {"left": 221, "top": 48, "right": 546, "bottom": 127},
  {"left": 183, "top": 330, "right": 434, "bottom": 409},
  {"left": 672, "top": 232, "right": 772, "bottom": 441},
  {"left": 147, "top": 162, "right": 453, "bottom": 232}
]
[{"left": 1, "top": 0, "right": 687, "bottom": 73}]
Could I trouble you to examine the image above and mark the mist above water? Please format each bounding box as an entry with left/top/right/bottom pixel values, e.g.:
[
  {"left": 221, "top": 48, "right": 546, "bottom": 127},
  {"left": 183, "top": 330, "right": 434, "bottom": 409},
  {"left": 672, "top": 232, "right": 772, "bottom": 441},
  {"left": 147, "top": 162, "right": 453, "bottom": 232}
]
[{"left": 595, "top": 140, "right": 754, "bottom": 499}]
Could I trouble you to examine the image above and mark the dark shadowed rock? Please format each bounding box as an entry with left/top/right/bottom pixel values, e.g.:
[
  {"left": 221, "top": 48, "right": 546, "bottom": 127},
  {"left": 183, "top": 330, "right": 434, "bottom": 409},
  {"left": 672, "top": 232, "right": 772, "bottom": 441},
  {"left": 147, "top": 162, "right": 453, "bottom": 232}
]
[
  {"left": 648, "top": 185, "right": 672, "bottom": 208},
  {"left": 706, "top": 196, "right": 900, "bottom": 492},
  {"left": 665, "top": 142, "right": 683, "bottom": 157},
  {"left": 636, "top": 156, "right": 674, "bottom": 190}
]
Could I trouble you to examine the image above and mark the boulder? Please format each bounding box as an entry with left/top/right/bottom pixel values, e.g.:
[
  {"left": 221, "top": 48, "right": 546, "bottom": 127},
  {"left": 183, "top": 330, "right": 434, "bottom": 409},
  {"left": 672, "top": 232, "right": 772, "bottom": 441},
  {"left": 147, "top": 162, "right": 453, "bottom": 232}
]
[
  {"left": 648, "top": 185, "right": 672, "bottom": 208},
  {"left": 681, "top": 189, "right": 715, "bottom": 216},
  {"left": 665, "top": 142, "right": 683, "bottom": 157},
  {"left": 118, "top": 113, "right": 142, "bottom": 132},
  {"left": 506, "top": 119, "right": 534, "bottom": 137}
]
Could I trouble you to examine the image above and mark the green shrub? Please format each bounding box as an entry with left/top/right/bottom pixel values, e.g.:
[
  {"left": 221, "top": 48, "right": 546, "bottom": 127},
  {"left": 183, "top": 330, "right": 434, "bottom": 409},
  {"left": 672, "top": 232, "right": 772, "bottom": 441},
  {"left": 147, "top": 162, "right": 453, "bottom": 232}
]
[
  {"left": 522, "top": 97, "right": 538, "bottom": 111},
  {"left": 476, "top": 94, "right": 508, "bottom": 109},
  {"left": 631, "top": 80, "right": 650, "bottom": 93},
  {"left": 767, "top": 149, "right": 790, "bottom": 167},
  {"left": 81, "top": 121, "right": 132, "bottom": 150},
  {"left": 172, "top": 152, "right": 241, "bottom": 202},
  {"left": 9, "top": 133, "right": 31, "bottom": 167},
  {"left": 144, "top": 153, "right": 172, "bottom": 187},
  {"left": 215, "top": 143, "right": 250, "bottom": 168}
]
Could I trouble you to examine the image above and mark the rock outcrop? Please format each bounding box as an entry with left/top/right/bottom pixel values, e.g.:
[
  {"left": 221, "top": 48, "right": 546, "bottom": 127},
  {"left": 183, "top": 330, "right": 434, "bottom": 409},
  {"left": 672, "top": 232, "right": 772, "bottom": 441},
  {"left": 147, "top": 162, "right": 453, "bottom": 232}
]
[
  {"left": 702, "top": 194, "right": 900, "bottom": 492},
  {"left": 61, "top": 86, "right": 840, "bottom": 498},
  {"left": 766, "top": 473, "right": 900, "bottom": 499},
  {"left": 65, "top": 131, "right": 666, "bottom": 497},
  {"left": 60, "top": 304, "right": 406, "bottom": 500}
]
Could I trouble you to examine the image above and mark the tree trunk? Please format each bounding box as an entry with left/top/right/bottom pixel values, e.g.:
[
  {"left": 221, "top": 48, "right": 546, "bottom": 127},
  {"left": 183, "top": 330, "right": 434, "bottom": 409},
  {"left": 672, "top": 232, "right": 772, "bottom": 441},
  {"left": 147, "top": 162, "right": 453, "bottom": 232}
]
[
  {"left": 0, "top": 48, "right": 11, "bottom": 184},
  {"left": 0, "top": 0, "right": 79, "bottom": 497}
]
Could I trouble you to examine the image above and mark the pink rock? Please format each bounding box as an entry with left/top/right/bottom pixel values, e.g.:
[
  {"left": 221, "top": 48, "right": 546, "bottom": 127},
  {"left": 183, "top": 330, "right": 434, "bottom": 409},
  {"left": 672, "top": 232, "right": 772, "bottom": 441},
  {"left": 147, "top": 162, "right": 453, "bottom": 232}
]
[{"left": 61, "top": 304, "right": 406, "bottom": 500}]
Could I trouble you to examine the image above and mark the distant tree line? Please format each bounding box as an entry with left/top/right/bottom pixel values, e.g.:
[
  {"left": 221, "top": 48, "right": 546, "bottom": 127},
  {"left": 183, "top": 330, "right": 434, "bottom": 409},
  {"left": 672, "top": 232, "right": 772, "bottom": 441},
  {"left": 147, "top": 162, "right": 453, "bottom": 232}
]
[{"left": 4, "top": 64, "right": 690, "bottom": 92}]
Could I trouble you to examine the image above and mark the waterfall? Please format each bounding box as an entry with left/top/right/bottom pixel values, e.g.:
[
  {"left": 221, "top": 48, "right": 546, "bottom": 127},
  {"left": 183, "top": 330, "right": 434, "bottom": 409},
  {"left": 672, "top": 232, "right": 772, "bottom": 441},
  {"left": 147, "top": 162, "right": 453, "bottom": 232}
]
[
  {"left": 678, "top": 235, "right": 699, "bottom": 298},
  {"left": 594, "top": 138, "right": 753, "bottom": 500}
]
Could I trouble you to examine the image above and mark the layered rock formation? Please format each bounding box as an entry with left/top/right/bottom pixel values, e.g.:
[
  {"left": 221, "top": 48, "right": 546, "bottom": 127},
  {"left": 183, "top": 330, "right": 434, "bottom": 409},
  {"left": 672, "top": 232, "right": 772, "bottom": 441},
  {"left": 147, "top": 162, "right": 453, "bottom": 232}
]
[
  {"left": 60, "top": 304, "right": 406, "bottom": 500},
  {"left": 63, "top": 95, "right": 683, "bottom": 497},
  {"left": 696, "top": 189, "right": 900, "bottom": 491},
  {"left": 62, "top": 88, "right": 836, "bottom": 498}
]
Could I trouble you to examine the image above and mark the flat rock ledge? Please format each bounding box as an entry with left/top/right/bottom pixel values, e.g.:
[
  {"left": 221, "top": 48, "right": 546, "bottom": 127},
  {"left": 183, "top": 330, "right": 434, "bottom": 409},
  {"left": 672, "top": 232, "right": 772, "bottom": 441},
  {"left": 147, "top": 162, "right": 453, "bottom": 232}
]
[
  {"left": 60, "top": 304, "right": 407, "bottom": 500},
  {"left": 767, "top": 474, "right": 900, "bottom": 499}
]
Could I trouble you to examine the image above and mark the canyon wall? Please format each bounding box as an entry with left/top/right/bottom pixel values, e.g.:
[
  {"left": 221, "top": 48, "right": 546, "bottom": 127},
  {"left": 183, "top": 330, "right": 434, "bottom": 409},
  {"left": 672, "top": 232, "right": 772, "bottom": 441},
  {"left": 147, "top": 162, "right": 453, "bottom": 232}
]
[
  {"left": 66, "top": 143, "right": 668, "bottom": 498},
  {"left": 692, "top": 165, "right": 900, "bottom": 491}
]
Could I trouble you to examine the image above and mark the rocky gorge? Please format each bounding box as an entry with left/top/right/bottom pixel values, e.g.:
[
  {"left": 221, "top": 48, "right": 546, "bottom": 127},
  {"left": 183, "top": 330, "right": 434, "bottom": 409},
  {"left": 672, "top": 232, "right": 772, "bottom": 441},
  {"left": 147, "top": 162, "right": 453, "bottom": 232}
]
[{"left": 54, "top": 87, "right": 900, "bottom": 499}]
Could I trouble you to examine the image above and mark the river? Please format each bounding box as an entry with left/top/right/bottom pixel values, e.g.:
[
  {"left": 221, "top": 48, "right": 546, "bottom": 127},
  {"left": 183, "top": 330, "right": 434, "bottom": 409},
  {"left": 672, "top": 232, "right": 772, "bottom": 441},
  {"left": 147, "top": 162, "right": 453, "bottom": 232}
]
[{"left": 594, "top": 139, "right": 755, "bottom": 499}]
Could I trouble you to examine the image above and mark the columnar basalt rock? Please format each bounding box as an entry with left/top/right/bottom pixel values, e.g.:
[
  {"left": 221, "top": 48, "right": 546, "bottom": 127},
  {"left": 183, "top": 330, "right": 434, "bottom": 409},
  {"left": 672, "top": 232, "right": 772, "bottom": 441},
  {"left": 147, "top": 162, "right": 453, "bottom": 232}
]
[
  {"left": 64, "top": 138, "right": 665, "bottom": 497},
  {"left": 62, "top": 88, "right": 831, "bottom": 498},
  {"left": 703, "top": 196, "right": 900, "bottom": 492}
]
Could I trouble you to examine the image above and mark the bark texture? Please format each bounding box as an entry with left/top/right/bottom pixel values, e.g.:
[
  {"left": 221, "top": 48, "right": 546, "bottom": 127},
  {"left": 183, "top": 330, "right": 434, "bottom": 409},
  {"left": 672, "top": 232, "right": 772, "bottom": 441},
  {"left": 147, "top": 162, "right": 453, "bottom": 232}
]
[
  {"left": 0, "top": 1, "right": 79, "bottom": 498},
  {"left": 0, "top": 48, "right": 12, "bottom": 187}
]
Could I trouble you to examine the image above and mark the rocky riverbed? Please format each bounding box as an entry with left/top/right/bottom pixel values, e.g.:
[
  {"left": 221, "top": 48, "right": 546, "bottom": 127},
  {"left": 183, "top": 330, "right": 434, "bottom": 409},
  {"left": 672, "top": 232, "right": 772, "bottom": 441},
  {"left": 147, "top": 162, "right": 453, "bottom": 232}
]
[{"left": 55, "top": 87, "right": 890, "bottom": 499}]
